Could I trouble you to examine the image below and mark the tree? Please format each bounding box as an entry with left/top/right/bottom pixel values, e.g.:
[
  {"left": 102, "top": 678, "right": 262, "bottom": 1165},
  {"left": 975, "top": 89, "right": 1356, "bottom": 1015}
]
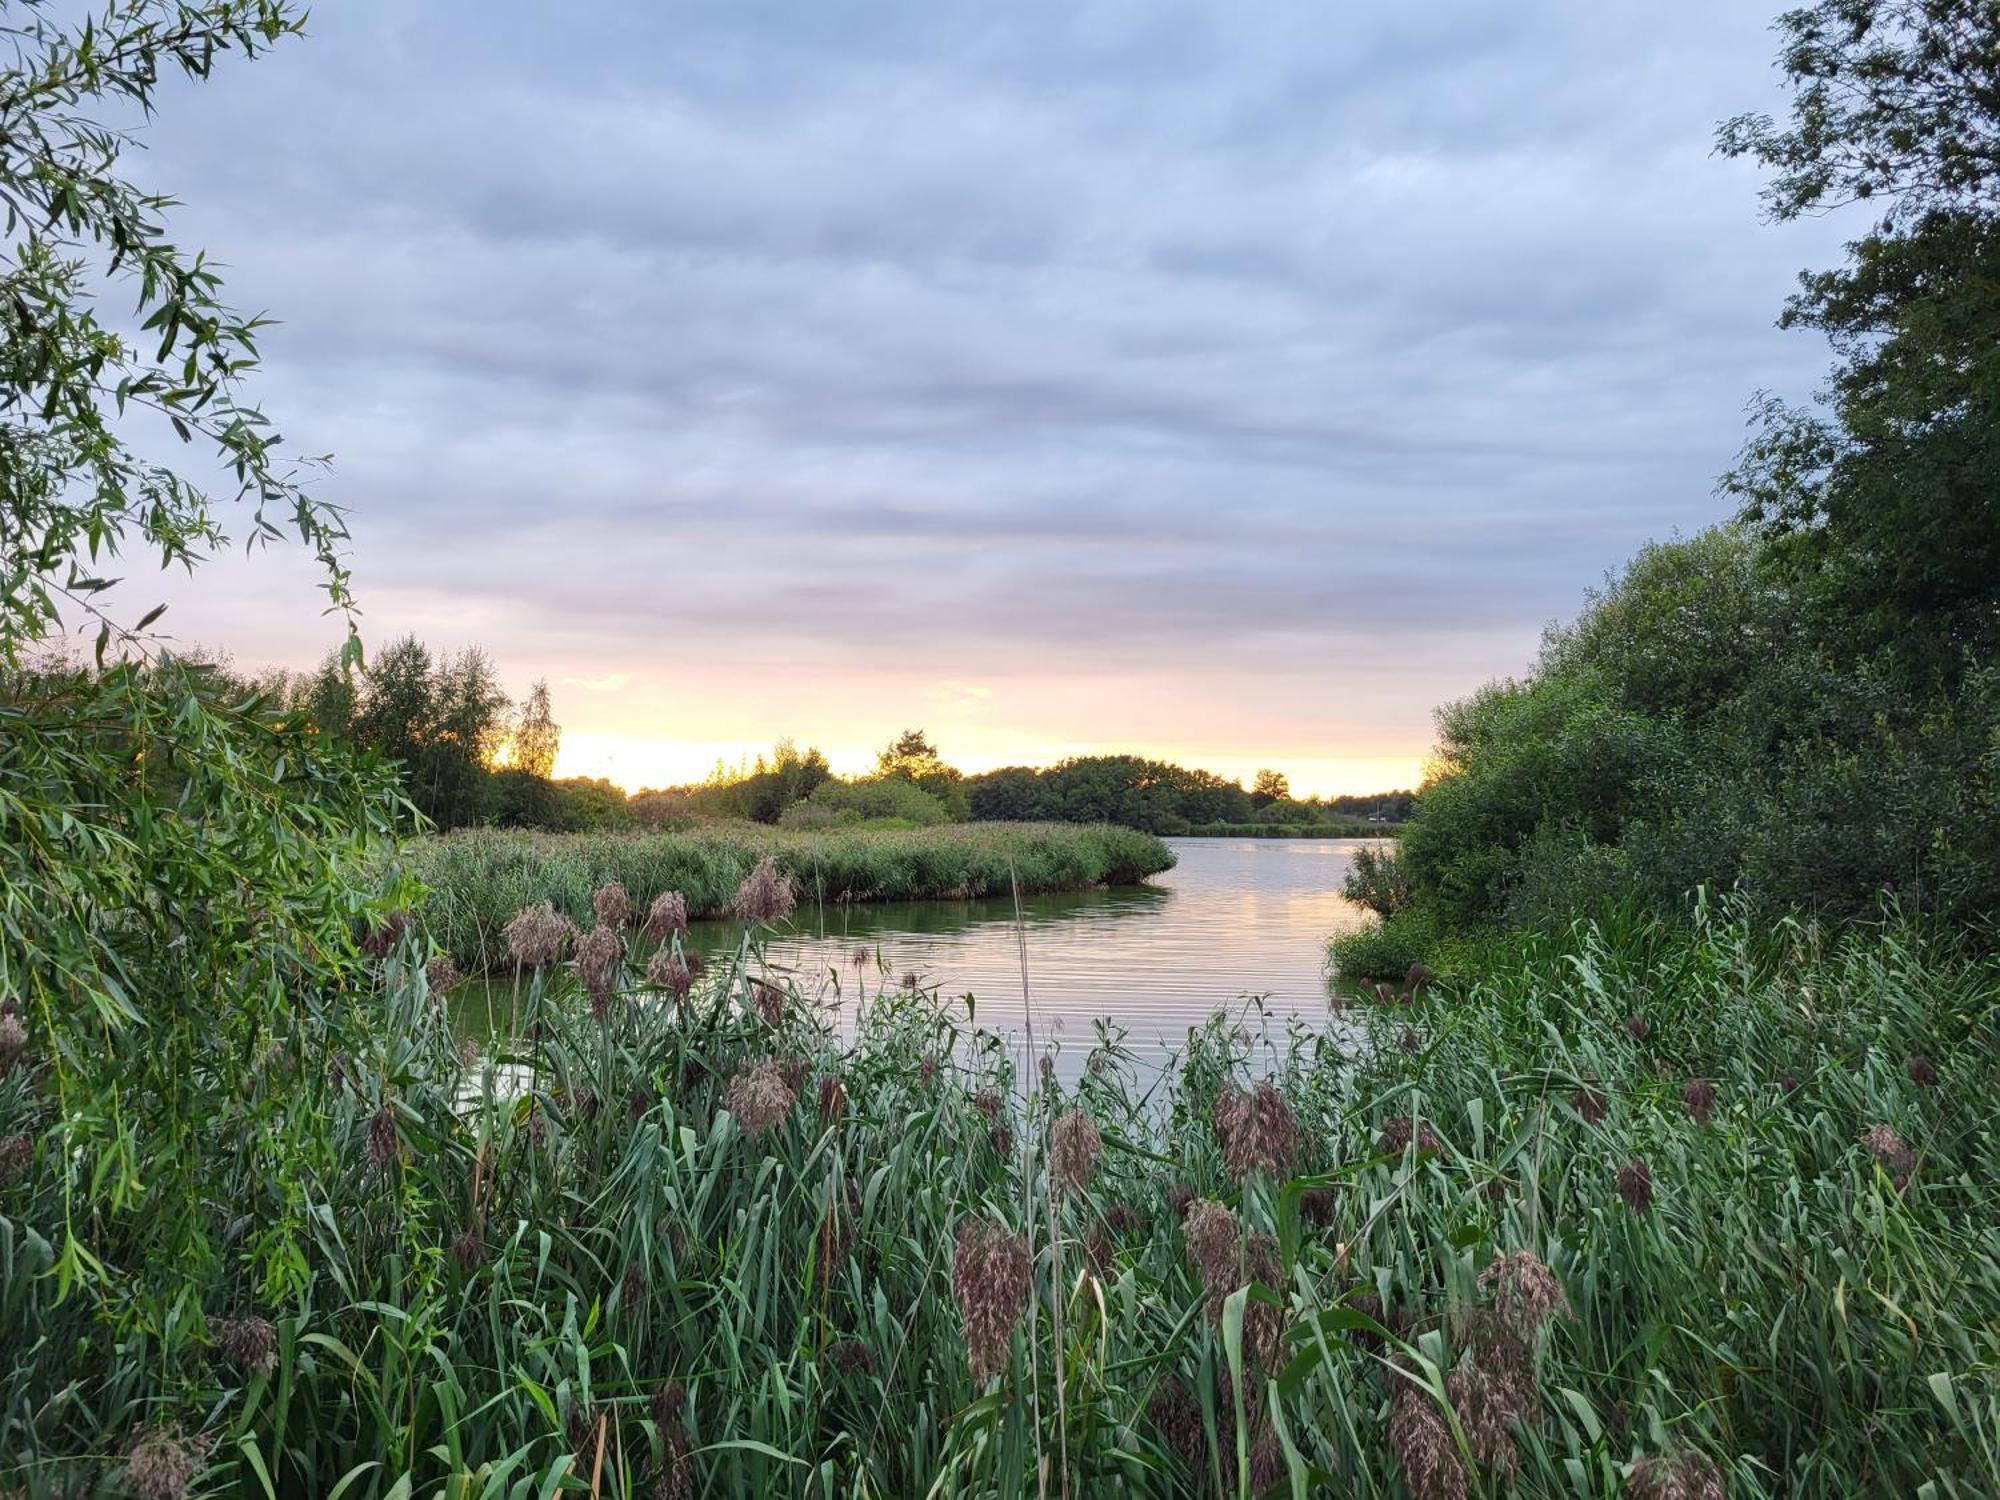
[
  {"left": 1719, "top": 0, "right": 2000, "bottom": 682},
  {"left": 511, "top": 678, "right": 561, "bottom": 778},
  {"left": 875, "top": 728, "right": 967, "bottom": 819},
  {"left": 0, "top": 0, "right": 402, "bottom": 1349},
  {"left": 1251, "top": 769, "right": 1290, "bottom": 807}
]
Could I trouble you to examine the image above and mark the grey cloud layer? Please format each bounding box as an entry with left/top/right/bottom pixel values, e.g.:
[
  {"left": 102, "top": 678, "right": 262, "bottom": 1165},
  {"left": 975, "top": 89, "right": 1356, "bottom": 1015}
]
[{"left": 135, "top": 0, "right": 1851, "bottom": 742}]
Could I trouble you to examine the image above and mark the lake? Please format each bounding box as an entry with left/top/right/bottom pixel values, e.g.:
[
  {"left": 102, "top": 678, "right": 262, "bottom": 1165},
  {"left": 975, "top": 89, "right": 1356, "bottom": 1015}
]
[{"left": 457, "top": 836, "right": 1381, "bottom": 1082}]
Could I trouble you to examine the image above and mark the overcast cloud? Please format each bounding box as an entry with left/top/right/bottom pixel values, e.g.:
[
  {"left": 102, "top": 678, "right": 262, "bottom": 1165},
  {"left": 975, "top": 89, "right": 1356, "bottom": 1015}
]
[{"left": 129, "top": 0, "right": 1851, "bottom": 791}]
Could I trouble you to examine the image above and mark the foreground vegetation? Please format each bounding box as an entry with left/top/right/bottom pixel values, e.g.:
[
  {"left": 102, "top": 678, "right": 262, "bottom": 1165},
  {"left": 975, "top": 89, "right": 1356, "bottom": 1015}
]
[
  {"left": 405, "top": 822, "right": 1175, "bottom": 969},
  {"left": 4, "top": 892, "right": 1993, "bottom": 1496}
]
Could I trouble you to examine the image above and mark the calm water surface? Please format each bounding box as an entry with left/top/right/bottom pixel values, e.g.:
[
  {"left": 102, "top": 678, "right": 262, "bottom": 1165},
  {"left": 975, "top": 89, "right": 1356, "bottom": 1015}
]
[
  {"left": 457, "top": 838, "right": 1381, "bottom": 1080},
  {"left": 458, "top": 848, "right": 1384, "bottom": 1080}
]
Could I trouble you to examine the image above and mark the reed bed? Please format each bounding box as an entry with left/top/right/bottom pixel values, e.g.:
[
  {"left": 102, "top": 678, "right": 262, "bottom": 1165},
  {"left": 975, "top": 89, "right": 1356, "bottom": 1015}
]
[
  {"left": 402, "top": 822, "right": 1177, "bottom": 970},
  {"left": 0, "top": 893, "right": 1995, "bottom": 1498}
]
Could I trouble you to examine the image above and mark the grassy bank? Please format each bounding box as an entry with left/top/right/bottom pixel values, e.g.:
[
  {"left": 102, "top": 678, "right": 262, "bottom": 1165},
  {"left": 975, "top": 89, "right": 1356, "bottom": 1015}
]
[
  {"left": 4, "top": 895, "right": 1993, "bottom": 1496},
  {"left": 402, "top": 821, "right": 1175, "bottom": 968}
]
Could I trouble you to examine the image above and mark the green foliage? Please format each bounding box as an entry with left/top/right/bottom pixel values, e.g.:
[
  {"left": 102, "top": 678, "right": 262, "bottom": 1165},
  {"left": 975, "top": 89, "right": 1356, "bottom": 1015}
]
[
  {"left": 301, "top": 634, "right": 513, "bottom": 829},
  {"left": 0, "top": 0, "right": 349, "bottom": 661},
  {"left": 1377, "top": 526, "right": 2000, "bottom": 945},
  {"left": 510, "top": 677, "right": 561, "bottom": 779},
  {"left": 780, "top": 774, "right": 952, "bottom": 829},
  {"left": 1719, "top": 0, "right": 2000, "bottom": 683},
  {"left": 874, "top": 727, "right": 969, "bottom": 819},
  {"left": 1341, "top": 844, "right": 1410, "bottom": 918},
  {"left": 0, "top": 0, "right": 409, "bottom": 1381},
  {"left": 968, "top": 755, "right": 1254, "bottom": 833},
  {"left": 7, "top": 897, "right": 1994, "bottom": 1494},
  {"left": 407, "top": 822, "right": 1177, "bottom": 969}
]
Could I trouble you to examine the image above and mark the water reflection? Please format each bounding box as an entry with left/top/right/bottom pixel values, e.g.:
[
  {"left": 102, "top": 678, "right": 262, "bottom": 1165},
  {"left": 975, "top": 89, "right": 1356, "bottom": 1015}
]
[{"left": 454, "top": 837, "right": 1383, "bottom": 1082}]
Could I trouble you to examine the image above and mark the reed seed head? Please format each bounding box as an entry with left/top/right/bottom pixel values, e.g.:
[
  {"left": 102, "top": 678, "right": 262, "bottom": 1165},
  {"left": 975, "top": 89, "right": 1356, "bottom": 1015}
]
[
  {"left": 1478, "top": 1249, "right": 1569, "bottom": 1337},
  {"left": 1447, "top": 1359, "right": 1523, "bottom": 1479},
  {"left": 1865, "top": 1123, "right": 1915, "bottom": 1176},
  {"left": 819, "top": 1073, "right": 848, "bottom": 1126},
  {"left": 1405, "top": 961, "right": 1434, "bottom": 992},
  {"left": 645, "top": 947, "right": 693, "bottom": 997},
  {"left": 730, "top": 856, "right": 796, "bottom": 924},
  {"left": 989, "top": 1123, "right": 1013, "bottom": 1158},
  {"left": 652, "top": 1380, "right": 694, "bottom": 1500},
  {"left": 359, "top": 910, "right": 411, "bottom": 959},
  {"left": 1624, "top": 1014, "right": 1650, "bottom": 1041},
  {"left": 1906, "top": 1054, "right": 1938, "bottom": 1087},
  {"left": 1379, "top": 1115, "right": 1445, "bottom": 1158},
  {"left": 725, "top": 1059, "right": 797, "bottom": 1137},
  {"left": 952, "top": 1216, "right": 1030, "bottom": 1383},
  {"left": 1682, "top": 1078, "right": 1717, "bottom": 1124},
  {"left": 1390, "top": 1378, "right": 1470, "bottom": 1500},
  {"left": 0, "top": 1013, "right": 27, "bottom": 1065},
  {"left": 1616, "top": 1158, "right": 1654, "bottom": 1213},
  {"left": 748, "top": 977, "right": 789, "bottom": 1027},
  {"left": 451, "top": 1221, "right": 487, "bottom": 1272},
  {"left": 210, "top": 1313, "right": 277, "bottom": 1375},
  {"left": 1148, "top": 1377, "right": 1205, "bottom": 1467},
  {"left": 123, "top": 1428, "right": 199, "bottom": 1500},
  {"left": 1243, "top": 1231, "right": 1285, "bottom": 1369},
  {"left": 1049, "top": 1108, "right": 1103, "bottom": 1193},
  {"left": 0, "top": 1134, "right": 30, "bottom": 1183},
  {"left": 970, "top": 1088, "right": 1002, "bottom": 1120},
  {"left": 645, "top": 889, "right": 690, "bottom": 940},
  {"left": 850, "top": 944, "right": 871, "bottom": 970},
  {"left": 1573, "top": 1087, "right": 1607, "bottom": 1124},
  {"left": 504, "top": 901, "right": 576, "bottom": 968},
  {"left": 622, "top": 1263, "right": 648, "bottom": 1309},
  {"left": 424, "top": 954, "right": 462, "bottom": 997},
  {"left": 592, "top": 881, "right": 633, "bottom": 929},
  {"left": 366, "top": 1103, "right": 400, "bottom": 1173},
  {"left": 574, "top": 923, "right": 624, "bottom": 996},
  {"left": 1627, "top": 1450, "right": 1727, "bottom": 1500},
  {"left": 1183, "top": 1197, "right": 1241, "bottom": 1312},
  {"left": 829, "top": 1338, "right": 874, "bottom": 1375},
  {"left": 1212, "top": 1079, "right": 1300, "bottom": 1180}
]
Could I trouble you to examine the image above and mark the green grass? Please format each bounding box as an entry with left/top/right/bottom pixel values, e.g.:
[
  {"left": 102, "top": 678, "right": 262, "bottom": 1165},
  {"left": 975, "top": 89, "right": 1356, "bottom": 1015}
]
[
  {"left": 2, "top": 902, "right": 1995, "bottom": 1496},
  {"left": 401, "top": 820, "right": 1176, "bottom": 969}
]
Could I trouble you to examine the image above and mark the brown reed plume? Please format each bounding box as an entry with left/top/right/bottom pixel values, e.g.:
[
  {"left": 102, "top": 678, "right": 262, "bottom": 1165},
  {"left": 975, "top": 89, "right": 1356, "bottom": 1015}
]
[
  {"left": 122, "top": 1427, "right": 201, "bottom": 1500},
  {"left": 424, "top": 954, "right": 462, "bottom": 997},
  {"left": 731, "top": 855, "right": 796, "bottom": 923},
  {"left": 1049, "top": 1108, "right": 1103, "bottom": 1193},
  {"left": 952, "top": 1216, "right": 1031, "bottom": 1383},
  {"left": 652, "top": 1381, "right": 694, "bottom": 1499},
  {"left": 725, "top": 1059, "right": 797, "bottom": 1136},
  {"left": 1389, "top": 1376, "right": 1469, "bottom": 1500},
  {"left": 645, "top": 947, "right": 693, "bottom": 998},
  {"left": 209, "top": 1313, "right": 277, "bottom": 1375},
  {"left": 1211, "top": 1079, "right": 1300, "bottom": 1180},
  {"left": 1682, "top": 1078, "right": 1717, "bottom": 1124},
  {"left": 1617, "top": 1159, "right": 1655, "bottom": 1213},
  {"left": 504, "top": 901, "right": 576, "bottom": 968},
  {"left": 1627, "top": 1450, "right": 1727, "bottom": 1500},
  {"left": 645, "top": 889, "right": 689, "bottom": 940},
  {"left": 0, "top": 1134, "right": 30, "bottom": 1183},
  {"left": 573, "top": 922, "right": 624, "bottom": 999},
  {"left": 1866, "top": 1123, "right": 1916, "bottom": 1177}
]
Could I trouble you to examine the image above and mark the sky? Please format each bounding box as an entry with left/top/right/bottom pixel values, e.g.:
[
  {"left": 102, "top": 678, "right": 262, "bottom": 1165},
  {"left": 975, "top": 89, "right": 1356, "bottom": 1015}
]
[{"left": 125, "top": 0, "right": 1849, "bottom": 795}]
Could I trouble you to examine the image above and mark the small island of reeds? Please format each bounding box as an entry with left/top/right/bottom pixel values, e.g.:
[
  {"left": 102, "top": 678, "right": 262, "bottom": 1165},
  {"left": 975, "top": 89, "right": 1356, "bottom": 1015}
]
[{"left": 402, "top": 821, "right": 1176, "bottom": 969}]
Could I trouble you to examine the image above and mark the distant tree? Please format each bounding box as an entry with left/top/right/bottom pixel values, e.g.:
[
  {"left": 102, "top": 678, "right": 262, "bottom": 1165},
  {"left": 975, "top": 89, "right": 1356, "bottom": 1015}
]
[
  {"left": 511, "top": 678, "right": 561, "bottom": 778},
  {"left": 965, "top": 766, "right": 1057, "bottom": 821},
  {"left": 1251, "top": 769, "right": 1290, "bottom": 807},
  {"left": 875, "top": 727, "right": 967, "bottom": 818}
]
